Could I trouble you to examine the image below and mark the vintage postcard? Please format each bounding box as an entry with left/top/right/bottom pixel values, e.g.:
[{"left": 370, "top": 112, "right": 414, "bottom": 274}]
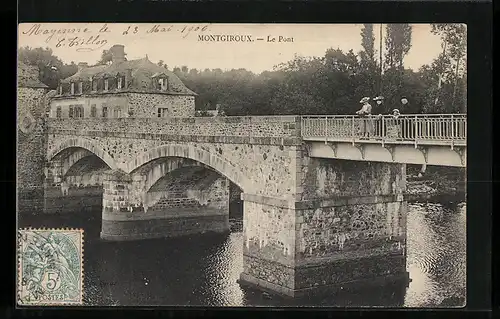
[
  {"left": 17, "top": 23, "right": 466, "bottom": 307},
  {"left": 17, "top": 229, "right": 84, "bottom": 305}
]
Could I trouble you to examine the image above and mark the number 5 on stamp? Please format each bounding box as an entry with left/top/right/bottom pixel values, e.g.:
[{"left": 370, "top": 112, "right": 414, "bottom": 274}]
[{"left": 17, "top": 229, "right": 84, "bottom": 306}]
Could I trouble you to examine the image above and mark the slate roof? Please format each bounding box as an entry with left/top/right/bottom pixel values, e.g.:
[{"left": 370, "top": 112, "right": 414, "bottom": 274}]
[
  {"left": 17, "top": 61, "right": 49, "bottom": 89},
  {"left": 61, "top": 56, "right": 196, "bottom": 96}
]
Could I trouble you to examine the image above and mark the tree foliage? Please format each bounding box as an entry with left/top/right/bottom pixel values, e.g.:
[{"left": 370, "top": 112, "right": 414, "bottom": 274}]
[
  {"left": 384, "top": 24, "right": 413, "bottom": 70},
  {"left": 360, "top": 24, "right": 375, "bottom": 64},
  {"left": 18, "top": 46, "right": 78, "bottom": 89}
]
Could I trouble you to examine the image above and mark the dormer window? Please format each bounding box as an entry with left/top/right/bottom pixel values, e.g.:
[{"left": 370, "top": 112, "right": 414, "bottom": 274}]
[
  {"left": 104, "top": 79, "right": 109, "bottom": 91},
  {"left": 152, "top": 74, "right": 168, "bottom": 91},
  {"left": 117, "top": 76, "right": 123, "bottom": 89},
  {"left": 91, "top": 77, "right": 98, "bottom": 91},
  {"left": 70, "top": 83, "right": 75, "bottom": 95},
  {"left": 58, "top": 85, "right": 63, "bottom": 95},
  {"left": 77, "top": 81, "right": 83, "bottom": 94}
]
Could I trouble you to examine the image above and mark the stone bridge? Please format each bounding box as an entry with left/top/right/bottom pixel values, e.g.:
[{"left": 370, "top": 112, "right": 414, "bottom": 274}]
[{"left": 43, "top": 114, "right": 466, "bottom": 297}]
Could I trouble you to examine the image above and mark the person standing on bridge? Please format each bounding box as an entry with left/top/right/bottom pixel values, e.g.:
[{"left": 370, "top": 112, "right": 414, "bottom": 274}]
[{"left": 356, "top": 97, "right": 373, "bottom": 138}]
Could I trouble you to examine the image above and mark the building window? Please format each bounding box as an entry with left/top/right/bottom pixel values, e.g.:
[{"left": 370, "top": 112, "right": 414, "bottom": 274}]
[
  {"left": 104, "top": 79, "right": 109, "bottom": 91},
  {"left": 102, "top": 106, "right": 108, "bottom": 118},
  {"left": 92, "top": 78, "right": 98, "bottom": 91},
  {"left": 56, "top": 106, "right": 62, "bottom": 118},
  {"left": 117, "top": 76, "right": 122, "bottom": 89},
  {"left": 113, "top": 107, "right": 121, "bottom": 118},
  {"left": 156, "top": 77, "right": 168, "bottom": 90},
  {"left": 90, "top": 105, "right": 97, "bottom": 117},
  {"left": 78, "top": 82, "right": 83, "bottom": 94},
  {"left": 69, "top": 105, "right": 74, "bottom": 118},
  {"left": 74, "top": 105, "right": 84, "bottom": 118},
  {"left": 70, "top": 83, "right": 75, "bottom": 95},
  {"left": 157, "top": 107, "right": 169, "bottom": 118}
]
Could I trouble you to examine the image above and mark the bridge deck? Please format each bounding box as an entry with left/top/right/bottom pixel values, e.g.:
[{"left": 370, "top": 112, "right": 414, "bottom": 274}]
[{"left": 301, "top": 114, "right": 466, "bottom": 147}]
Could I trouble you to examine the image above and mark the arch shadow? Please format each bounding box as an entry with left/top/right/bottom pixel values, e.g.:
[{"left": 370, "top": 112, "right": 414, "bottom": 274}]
[{"left": 124, "top": 144, "right": 253, "bottom": 193}]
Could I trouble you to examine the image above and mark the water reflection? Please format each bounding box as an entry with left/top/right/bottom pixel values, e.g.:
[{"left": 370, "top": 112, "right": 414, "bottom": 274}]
[
  {"left": 18, "top": 200, "right": 466, "bottom": 307},
  {"left": 405, "top": 202, "right": 466, "bottom": 307}
]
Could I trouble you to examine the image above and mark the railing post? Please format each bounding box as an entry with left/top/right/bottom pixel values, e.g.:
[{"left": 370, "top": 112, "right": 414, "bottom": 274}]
[
  {"left": 413, "top": 115, "right": 417, "bottom": 143},
  {"left": 351, "top": 115, "right": 355, "bottom": 143},
  {"left": 381, "top": 115, "right": 385, "bottom": 143},
  {"left": 451, "top": 114, "right": 454, "bottom": 142},
  {"left": 325, "top": 116, "right": 328, "bottom": 142}
]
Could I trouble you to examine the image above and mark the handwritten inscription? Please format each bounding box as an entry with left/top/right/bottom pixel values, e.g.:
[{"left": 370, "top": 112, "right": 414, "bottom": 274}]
[
  {"left": 146, "top": 24, "right": 210, "bottom": 38},
  {"left": 21, "top": 23, "right": 212, "bottom": 52}
]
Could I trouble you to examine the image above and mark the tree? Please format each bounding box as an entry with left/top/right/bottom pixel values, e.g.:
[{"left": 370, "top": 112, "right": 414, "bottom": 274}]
[
  {"left": 157, "top": 60, "right": 164, "bottom": 67},
  {"left": 97, "top": 49, "right": 113, "bottom": 65},
  {"left": 360, "top": 24, "right": 375, "bottom": 63},
  {"left": 383, "top": 24, "right": 412, "bottom": 99},
  {"left": 18, "top": 46, "right": 78, "bottom": 89},
  {"left": 384, "top": 24, "right": 412, "bottom": 70},
  {"left": 431, "top": 24, "right": 467, "bottom": 112},
  {"left": 359, "top": 24, "right": 378, "bottom": 95}
]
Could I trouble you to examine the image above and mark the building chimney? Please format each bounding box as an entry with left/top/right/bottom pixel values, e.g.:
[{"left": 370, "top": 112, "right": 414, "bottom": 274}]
[
  {"left": 77, "top": 62, "right": 88, "bottom": 72},
  {"left": 109, "top": 44, "right": 126, "bottom": 64}
]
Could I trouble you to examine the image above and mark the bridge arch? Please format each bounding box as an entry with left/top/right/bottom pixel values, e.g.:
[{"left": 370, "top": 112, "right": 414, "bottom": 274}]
[
  {"left": 125, "top": 144, "right": 253, "bottom": 192},
  {"left": 136, "top": 159, "right": 205, "bottom": 194},
  {"left": 47, "top": 137, "right": 119, "bottom": 170}
]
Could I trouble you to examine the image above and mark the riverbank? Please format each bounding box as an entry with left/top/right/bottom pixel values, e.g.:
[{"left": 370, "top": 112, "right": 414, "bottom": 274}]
[{"left": 406, "top": 165, "right": 466, "bottom": 202}]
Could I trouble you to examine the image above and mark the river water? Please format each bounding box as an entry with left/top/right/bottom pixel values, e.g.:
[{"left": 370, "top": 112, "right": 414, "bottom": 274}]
[{"left": 18, "top": 199, "right": 466, "bottom": 308}]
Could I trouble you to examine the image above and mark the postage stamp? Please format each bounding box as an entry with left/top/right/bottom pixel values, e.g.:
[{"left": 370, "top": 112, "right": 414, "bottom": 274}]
[{"left": 17, "top": 228, "right": 84, "bottom": 306}]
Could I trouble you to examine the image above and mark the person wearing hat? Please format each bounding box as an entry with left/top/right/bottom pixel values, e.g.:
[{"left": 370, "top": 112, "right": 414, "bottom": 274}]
[
  {"left": 391, "top": 108, "right": 402, "bottom": 139},
  {"left": 355, "top": 97, "right": 373, "bottom": 138},
  {"left": 392, "top": 108, "right": 401, "bottom": 118}
]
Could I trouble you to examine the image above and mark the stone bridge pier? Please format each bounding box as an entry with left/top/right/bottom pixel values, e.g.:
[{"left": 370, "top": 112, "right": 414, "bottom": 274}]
[
  {"left": 238, "top": 150, "right": 408, "bottom": 297},
  {"left": 100, "top": 158, "right": 232, "bottom": 240}
]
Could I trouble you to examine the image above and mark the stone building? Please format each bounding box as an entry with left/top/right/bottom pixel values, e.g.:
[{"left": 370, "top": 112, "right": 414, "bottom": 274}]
[
  {"left": 49, "top": 44, "right": 197, "bottom": 119},
  {"left": 17, "top": 61, "right": 49, "bottom": 212}
]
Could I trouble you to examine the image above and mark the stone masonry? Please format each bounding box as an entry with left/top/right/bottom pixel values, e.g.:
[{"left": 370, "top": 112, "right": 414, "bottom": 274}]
[
  {"left": 43, "top": 115, "right": 408, "bottom": 297},
  {"left": 17, "top": 62, "right": 49, "bottom": 213}
]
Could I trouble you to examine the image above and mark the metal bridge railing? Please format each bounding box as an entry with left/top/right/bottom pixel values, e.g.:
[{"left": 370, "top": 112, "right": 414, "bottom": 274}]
[{"left": 301, "top": 114, "right": 467, "bottom": 145}]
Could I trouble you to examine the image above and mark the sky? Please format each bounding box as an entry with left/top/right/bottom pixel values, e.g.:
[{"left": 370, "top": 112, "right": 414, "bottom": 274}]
[{"left": 18, "top": 23, "right": 446, "bottom": 73}]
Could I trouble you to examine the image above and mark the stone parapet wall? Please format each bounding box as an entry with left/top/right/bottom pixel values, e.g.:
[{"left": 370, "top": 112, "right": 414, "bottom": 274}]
[{"left": 47, "top": 116, "right": 301, "bottom": 139}]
